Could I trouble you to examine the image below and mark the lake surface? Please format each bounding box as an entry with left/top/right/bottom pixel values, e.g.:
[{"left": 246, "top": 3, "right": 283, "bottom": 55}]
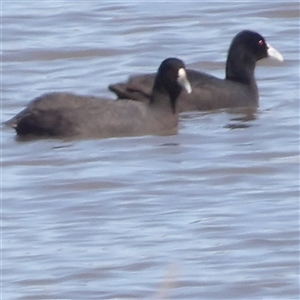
[{"left": 2, "top": 1, "right": 299, "bottom": 299}]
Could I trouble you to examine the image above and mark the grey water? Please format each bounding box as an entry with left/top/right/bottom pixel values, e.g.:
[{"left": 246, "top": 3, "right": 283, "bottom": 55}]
[{"left": 2, "top": 1, "right": 299, "bottom": 299}]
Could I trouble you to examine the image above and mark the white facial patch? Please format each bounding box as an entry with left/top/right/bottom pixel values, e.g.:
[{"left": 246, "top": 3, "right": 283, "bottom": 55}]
[
  {"left": 267, "top": 43, "right": 284, "bottom": 62},
  {"left": 177, "top": 68, "right": 192, "bottom": 94}
]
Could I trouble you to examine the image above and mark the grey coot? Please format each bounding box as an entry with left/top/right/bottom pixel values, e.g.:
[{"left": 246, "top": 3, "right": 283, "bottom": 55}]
[
  {"left": 5, "top": 58, "right": 192, "bottom": 139},
  {"left": 109, "top": 30, "right": 283, "bottom": 112}
]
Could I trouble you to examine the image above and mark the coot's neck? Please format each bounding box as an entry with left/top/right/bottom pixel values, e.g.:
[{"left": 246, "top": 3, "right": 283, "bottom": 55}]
[
  {"left": 225, "top": 48, "right": 257, "bottom": 87},
  {"left": 150, "top": 78, "right": 180, "bottom": 114}
]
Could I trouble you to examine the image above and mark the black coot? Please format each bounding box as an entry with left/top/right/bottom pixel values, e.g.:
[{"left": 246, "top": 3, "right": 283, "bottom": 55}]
[
  {"left": 109, "top": 30, "right": 283, "bottom": 112},
  {"left": 5, "top": 58, "right": 191, "bottom": 139}
]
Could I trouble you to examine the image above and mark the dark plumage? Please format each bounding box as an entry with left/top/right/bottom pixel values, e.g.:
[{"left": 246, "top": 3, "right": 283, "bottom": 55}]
[
  {"left": 109, "top": 30, "right": 283, "bottom": 112},
  {"left": 5, "top": 58, "right": 191, "bottom": 139}
]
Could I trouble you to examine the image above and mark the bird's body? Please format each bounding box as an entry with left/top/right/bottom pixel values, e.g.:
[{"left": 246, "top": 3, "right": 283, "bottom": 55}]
[
  {"left": 113, "top": 69, "right": 258, "bottom": 112},
  {"left": 7, "top": 92, "right": 178, "bottom": 138}
]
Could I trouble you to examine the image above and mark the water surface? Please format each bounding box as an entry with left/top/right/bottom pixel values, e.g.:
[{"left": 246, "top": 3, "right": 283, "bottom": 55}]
[{"left": 2, "top": 1, "right": 299, "bottom": 299}]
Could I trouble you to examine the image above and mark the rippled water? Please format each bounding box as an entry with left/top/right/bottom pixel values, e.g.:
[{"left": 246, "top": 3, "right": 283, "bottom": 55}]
[{"left": 2, "top": 1, "right": 299, "bottom": 299}]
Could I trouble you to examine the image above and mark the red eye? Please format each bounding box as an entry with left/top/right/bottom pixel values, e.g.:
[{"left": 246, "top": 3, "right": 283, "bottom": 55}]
[{"left": 258, "top": 40, "right": 264, "bottom": 46}]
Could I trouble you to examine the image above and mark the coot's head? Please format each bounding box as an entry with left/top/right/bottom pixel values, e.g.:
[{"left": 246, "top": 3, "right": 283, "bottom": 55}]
[
  {"left": 156, "top": 58, "right": 192, "bottom": 94},
  {"left": 229, "top": 30, "right": 283, "bottom": 62},
  {"left": 226, "top": 30, "right": 283, "bottom": 83},
  {"left": 153, "top": 58, "right": 192, "bottom": 113}
]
